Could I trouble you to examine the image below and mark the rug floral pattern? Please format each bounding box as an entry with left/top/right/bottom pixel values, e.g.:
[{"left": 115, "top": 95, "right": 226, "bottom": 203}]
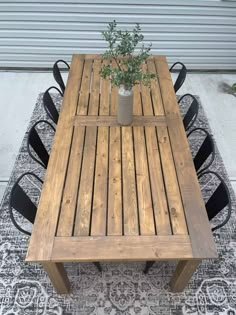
[{"left": 0, "top": 94, "right": 235, "bottom": 315}]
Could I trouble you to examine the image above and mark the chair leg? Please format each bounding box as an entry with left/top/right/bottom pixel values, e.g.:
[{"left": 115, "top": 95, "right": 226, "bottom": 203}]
[
  {"left": 93, "top": 262, "right": 102, "bottom": 272},
  {"left": 144, "top": 261, "right": 155, "bottom": 274}
]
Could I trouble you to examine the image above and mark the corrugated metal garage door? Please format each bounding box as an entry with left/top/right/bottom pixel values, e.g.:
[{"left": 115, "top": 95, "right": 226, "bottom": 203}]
[{"left": 0, "top": 0, "right": 236, "bottom": 70}]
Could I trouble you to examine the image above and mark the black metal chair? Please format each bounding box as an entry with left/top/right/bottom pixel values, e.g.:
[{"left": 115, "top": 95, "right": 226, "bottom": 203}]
[
  {"left": 187, "top": 127, "right": 215, "bottom": 175},
  {"left": 198, "top": 171, "right": 232, "bottom": 232},
  {"left": 169, "top": 62, "right": 187, "bottom": 93},
  {"left": 43, "top": 86, "right": 63, "bottom": 125},
  {"left": 9, "top": 172, "right": 43, "bottom": 236},
  {"left": 178, "top": 94, "right": 199, "bottom": 131},
  {"left": 9, "top": 172, "right": 102, "bottom": 272},
  {"left": 53, "top": 59, "right": 70, "bottom": 95},
  {"left": 143, "top": 171, "right": 232, "bottom": 274},
  {"left": 27, "top": 120, "right": 55, "bottom": 169}
]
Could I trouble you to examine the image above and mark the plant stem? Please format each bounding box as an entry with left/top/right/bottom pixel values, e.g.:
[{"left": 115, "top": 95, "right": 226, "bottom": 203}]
[{"left": 112, "top": 53, "right": 122, "bottom": 71}]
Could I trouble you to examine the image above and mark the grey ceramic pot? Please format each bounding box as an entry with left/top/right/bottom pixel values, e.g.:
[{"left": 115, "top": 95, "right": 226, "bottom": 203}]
[{"left": 117, "top": 87, "right": 133, "bottom": 125}]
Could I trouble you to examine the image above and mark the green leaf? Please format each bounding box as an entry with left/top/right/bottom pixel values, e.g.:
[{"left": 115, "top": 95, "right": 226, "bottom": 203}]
[{"left": 100, "top": 20, "right": 157, "bottom": 89}]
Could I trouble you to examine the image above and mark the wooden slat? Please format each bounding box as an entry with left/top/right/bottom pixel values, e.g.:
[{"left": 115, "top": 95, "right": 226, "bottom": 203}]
[
  {"left": 133, "top": 126, "right": 155, "bottom": 235},
  {"left": 76, "top": 59, "right": 93, "bottom": 115},
  {"left": 155, "top": 56, "right": 217, "bottom": 258},
  {"left": 57, "top": 127, "right": 85, "bottom": 236},
  {"left": 122, "top": 127, "right": 139, "bottom": 235},
  {"left": 90, "top": 126, "right": 108, "bottom": 235},
  {"left": 157, "top": 126, "right": 188, "bottom": 234},
  {"left": 107, "top": 126, "right": 122, "bottom": 235},
  {"left": 51, "top": 235, "right": 195, "bottom": 262},
  {"left": 74, "top": 115, "right": 167, "bottom": 127},
  {"left": 87, "top": 59, "right": 101, "bottom": 115},
  {"left": 90, "top": 60, "right": 109, "bottom": 235},
  {"left": 108, "top": 66, "right": 122, "bottom": 235},
  {"left": 140, "top": 70, "right": 172, "bottom": 235},
  {"left": 132, "top": 87, "right": 155, "bottom": 235},
  {"left": 147, "top": 59, "right": 165, "bottom": 116},
  {"left": 74, "top": 59, "right": 101, "bottom": 236},
  {"left": 57, "top": 59, "right": 93, "bottom": 236},
  {"left": 26, "top": 54, "right": 84, "bottom": 262},
  {"left": 145, "top": 126, "right": 172, "bottom": 235},
  {"left": 133, "top": 83, "right": 142, "bottom": 115}
]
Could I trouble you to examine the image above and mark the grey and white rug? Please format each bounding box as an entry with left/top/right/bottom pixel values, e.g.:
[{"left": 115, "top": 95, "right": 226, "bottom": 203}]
[{"left": 0, "top": 94, "right": 235, "bottom": 315}]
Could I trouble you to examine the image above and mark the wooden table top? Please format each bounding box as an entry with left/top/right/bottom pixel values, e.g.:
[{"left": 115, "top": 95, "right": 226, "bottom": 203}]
[{"left": 26, "top": 54, "right": 217, "bottom": 263}]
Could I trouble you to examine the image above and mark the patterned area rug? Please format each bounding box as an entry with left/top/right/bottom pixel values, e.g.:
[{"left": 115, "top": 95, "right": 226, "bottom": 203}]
[{"left": 0, "top": 93, "right": 235, "bottom": 315}]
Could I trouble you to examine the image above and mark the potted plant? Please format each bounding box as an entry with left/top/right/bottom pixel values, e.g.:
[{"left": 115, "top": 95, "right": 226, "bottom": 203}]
[{"left": 100, "top": 20, "right": 157, "bottom": 125}]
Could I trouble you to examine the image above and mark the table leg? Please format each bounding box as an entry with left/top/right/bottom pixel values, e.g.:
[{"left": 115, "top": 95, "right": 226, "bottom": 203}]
[
  {"left": 170, "top": 259, "right": 201, "bottom": 292},
  {"left": 42, "top": 262, "right": 70, "bottom": 294}
]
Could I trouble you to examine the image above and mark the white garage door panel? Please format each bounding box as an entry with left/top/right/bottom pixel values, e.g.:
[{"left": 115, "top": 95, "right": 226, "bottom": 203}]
[
  {"left": 1, "top": 4, "right": 236, "bottom": 16},
  {"left": 0, "top": 0, "right": 235, "bottom": 70},
  {"left": 1, "top": 22, "right": 235, "bottom": 34}
]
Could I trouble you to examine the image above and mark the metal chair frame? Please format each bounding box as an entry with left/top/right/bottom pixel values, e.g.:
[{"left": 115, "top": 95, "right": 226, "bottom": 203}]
[
  {"left": 198, "top": 170, "right": 232, "bottom": 232},
  {"left": 27, "top": 120, "right": 55, "bottom": 169},
  {"left": 178, "top": 93, "right": 199, "bottom": 131},
  {"left": 9, "top": 172, "right": 43, "bottom": 236},
  {"left": 169, "top": 62, "right": 187, "bottom": 93},
  {"left": 187, "top": 127, "right": 215, "bottom": 175},
  {"left": 53, "top": 59, "right": 70, "bottom": 95},
  {"left": 43, "top": 86, "right": 63, "bottom": 125}
]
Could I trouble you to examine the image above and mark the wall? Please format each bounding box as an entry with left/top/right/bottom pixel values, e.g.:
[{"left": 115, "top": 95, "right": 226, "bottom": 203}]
[{"left": 0, "top": 0, "right": 236, "bottom": 69}]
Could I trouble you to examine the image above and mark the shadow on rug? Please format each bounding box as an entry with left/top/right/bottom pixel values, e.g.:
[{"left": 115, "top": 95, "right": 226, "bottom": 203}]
[{"left": 0, "top": 93, "right": 235, "bottom": 315}]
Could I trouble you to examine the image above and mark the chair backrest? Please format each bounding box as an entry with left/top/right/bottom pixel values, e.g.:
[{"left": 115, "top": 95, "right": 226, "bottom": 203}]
[
  {"left": 27, "top": 120, "right": 55, "bottom": 169},
  {"left": 198, "top": 171, "right": 231, "bottom": 231},
  {"left": 9, "top": 172, "right": 43, "bottom": 235},
  {"left": 43, "top": 86, "right": 62, "bottom": 124},
  {"left": 169, "top": 62, "right": 187, "bottom": 93},
  {"left": 187, "top": 127, "right": 215, "bottom": 174},
  {"left": 178, "top": 93, "right": 199, "bottom": 131},
  {"left": 53, "top": 59, "right": 70, "bottom": 95}
]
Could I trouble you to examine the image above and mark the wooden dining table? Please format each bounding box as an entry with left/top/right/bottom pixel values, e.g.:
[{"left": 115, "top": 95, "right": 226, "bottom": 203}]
[{"left": 26, "top": 54, "right": 217, "bottom": 294}]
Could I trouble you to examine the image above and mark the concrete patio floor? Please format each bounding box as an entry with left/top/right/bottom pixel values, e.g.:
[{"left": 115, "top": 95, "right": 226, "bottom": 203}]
[{"left": 0, "top": 71, "right": 235, "bottom": 202}]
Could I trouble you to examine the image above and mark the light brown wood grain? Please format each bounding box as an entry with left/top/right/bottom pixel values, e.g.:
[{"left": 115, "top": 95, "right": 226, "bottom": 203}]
[
  {"left": 140, "top": 69, "right": 172, "bottom": 235},
  {"left": 26, "top": 54, "right": 84, "bottom": 262},
  {"left": 57, "top": 59, "right": 94, "bottom": 236},
  {"left": 42, "top": 263, "right": 70, "bottom": 294},
  {"left": 90, "top": 126, "right": 109, "bottom": 236},
  {"left": 155, "top": 56, "right": 217, "bottom": 258},
  {"left": 90, "top": 59, "right": 109, "bottom": 236},
  {"left": 51, "top": 235, "right": 194, "bottom": 261},
  {"left": 74, "top": 115, "right": 167, "bottom": 127},
  {"left": 108, "top": 126, "right": 122, "bottom": 235},
  {"left": 57, "top": 127, "right": 85, "bottom": 236},
  {"left": 145, "top": 126, "right": 172, "bottom": 235},
  {"left": 133, "top": 83, "right": 142, "bottom": 115},
  {"left": 87, "top": 59, "right": 101, "bottom": 115},
  {"left": 76, "top": 59, "right": 93, "bottom": 115},
  {"left": 170, "top": 260, "right": 201, "bottom": 292},
  {"left": 157, "top": 126, "right": 188, "bottom": 235},
  {"left": 122, "top": 127, "right": 139, "bottom": 235},
  {"left": 133, "top": 126, "right": 155, "bottom": 235},
  {"left": 74, "top": 60, "right": 101, "bottom": 236},
  {"left": 147, "top": 59, "right": 165, "bottom": 115}
]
